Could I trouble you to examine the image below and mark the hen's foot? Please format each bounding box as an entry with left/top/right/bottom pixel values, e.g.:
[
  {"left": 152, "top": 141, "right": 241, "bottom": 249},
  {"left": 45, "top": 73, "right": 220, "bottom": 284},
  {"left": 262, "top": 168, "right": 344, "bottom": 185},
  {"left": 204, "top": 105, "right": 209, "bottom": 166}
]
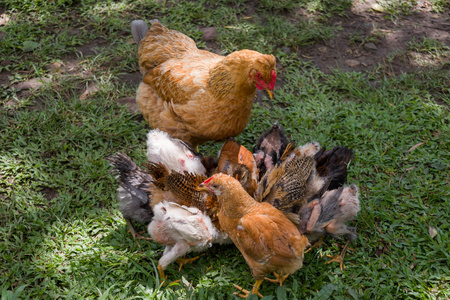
[
  {"left": 176, "top": 255, "right": 201, "bottom": 271},
  {"left": 326, "top": 240, "right": 351, "bottom": 270},
  {"left": 233, "top": 280, "right": 263, "bottom": 298},
  {"left": 264, "top": 272, "right": 290, "bottom": 286}
]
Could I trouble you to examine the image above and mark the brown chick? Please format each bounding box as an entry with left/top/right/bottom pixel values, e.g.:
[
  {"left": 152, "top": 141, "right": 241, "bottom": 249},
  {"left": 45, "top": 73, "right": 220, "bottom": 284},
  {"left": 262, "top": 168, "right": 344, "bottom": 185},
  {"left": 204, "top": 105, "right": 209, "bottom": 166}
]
[
  {"left": 198, "top": 174, "right": 309, "bottom": 298},
  {"left": 217, "top": 139, "right": 258, "bottom": 196},
  {"left": 254, "top": 142, "right": 316, "bottom": 225},
  {"left": 131, "top": 20, "right": 277, "bottom": 148}
]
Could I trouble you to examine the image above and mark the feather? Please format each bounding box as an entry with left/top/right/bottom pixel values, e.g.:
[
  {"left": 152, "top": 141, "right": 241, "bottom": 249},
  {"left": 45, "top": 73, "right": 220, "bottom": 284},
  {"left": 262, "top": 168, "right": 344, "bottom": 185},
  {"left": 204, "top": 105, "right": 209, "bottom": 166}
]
[{"left": 131, "top": 20, "right": 148, "bottom": 45}]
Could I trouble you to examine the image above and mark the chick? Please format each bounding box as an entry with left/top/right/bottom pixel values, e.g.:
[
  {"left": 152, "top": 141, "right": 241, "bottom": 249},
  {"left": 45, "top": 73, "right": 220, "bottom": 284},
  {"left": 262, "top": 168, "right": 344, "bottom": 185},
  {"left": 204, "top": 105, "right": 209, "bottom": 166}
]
[
  {"left": 254, "top": 142, "right": 317, "bottom": 225},
  {"left": 217, "top": 139, "right": 258, "bottom": 196},
  {"left": 107, "top": 153, "right": 153, "bottom": 247},
  {"left": 313, "top": 146, "right": 354, "bottom": 195},
  {"left": 146, "top": 129, "right": 206, "bottom": 174},
  {"left": 253, "top": 123, "right": 290, "bottom": 178},
  {"left": 198, "top": 174, "right": 309, "bottom": 298},
  {"left": 298, "top": 185, "right": 360, "bottom": 269},
  {"left": 148, "top": 200, "right": 228, "bottom": 282}
]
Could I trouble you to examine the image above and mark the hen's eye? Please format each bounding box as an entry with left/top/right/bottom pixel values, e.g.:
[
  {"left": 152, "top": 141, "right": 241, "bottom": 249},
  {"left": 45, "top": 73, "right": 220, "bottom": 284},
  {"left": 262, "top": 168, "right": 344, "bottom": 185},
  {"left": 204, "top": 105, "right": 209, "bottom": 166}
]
[{"left": 212, "top": 184, "right": 218, "bottom": 188}]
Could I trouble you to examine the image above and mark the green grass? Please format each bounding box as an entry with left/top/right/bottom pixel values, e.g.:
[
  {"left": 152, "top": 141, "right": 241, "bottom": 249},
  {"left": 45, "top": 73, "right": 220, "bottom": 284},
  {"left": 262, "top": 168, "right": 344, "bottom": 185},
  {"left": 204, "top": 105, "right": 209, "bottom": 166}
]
[{"left": 1, "top": 0, "right": 449, "bottom": 299}]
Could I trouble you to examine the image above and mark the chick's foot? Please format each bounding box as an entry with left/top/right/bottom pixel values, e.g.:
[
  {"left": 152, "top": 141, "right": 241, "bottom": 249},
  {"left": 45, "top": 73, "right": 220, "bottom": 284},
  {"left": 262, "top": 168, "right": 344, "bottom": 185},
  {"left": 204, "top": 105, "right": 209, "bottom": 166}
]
[
  {"left": 126, "top": 219, "right": 151, "bottom": 248},
  {"left": 233, "top": 280, "right": 264, "bottom": 298},
  {"left": 176, "top": 255, "right": 201, "bottom": 271},
  {"left": 264, "top": 272, "right": 290, "bottom": 286},
  {"left": 326, "top": 240, "right": 351, "bottom": 270}
]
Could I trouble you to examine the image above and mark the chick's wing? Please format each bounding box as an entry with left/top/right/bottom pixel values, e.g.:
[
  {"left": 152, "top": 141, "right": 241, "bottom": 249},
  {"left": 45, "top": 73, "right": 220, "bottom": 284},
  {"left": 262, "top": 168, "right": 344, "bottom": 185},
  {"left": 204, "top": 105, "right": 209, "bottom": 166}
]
[{"left": 235, "top": 208, "right": 303, "bottom": 264}]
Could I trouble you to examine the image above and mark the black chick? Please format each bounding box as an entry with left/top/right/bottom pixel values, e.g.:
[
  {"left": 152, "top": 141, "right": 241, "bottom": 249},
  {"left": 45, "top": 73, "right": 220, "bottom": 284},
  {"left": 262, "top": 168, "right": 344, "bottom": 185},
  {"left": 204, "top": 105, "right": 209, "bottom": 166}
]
[
  {"left": 313, "top": 146, "right": 353, "bottom": 195},
  {"left": 107, "top": 153, "right": 153, "bottom": 246}
]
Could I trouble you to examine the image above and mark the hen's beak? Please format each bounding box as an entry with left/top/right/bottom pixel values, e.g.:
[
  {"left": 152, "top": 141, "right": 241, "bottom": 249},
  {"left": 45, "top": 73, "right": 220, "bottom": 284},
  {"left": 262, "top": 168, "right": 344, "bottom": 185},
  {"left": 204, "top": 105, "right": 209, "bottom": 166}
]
[{"left": 266, "top": 89, "right": 273, "bottom": 99}]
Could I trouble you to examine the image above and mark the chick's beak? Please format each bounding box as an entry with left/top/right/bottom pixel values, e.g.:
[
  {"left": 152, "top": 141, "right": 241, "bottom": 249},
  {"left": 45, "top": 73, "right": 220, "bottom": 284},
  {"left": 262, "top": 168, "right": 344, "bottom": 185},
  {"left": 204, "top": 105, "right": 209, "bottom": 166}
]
[
  {"left": 197, "top": 183, "right": 210, "bottom": 192},
  {"left": 265, "top": 89, "right": 273, "bottom": 99}
]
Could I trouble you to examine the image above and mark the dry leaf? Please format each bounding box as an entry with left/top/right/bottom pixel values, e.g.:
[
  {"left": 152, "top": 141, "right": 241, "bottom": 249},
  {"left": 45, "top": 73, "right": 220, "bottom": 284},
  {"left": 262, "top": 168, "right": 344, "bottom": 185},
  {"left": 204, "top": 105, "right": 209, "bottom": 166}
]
[
  {"left": 371, "top": 3, "right": 385, "bottom": 12},
  {"left": 428, "top": 226, "right": 437, "bottom": 239},
  {"left": 79, "top": 83, "right": 99, "bottom": 100},
  {"left": 407, "top": 141, "right": 425, "bottom": 152}
]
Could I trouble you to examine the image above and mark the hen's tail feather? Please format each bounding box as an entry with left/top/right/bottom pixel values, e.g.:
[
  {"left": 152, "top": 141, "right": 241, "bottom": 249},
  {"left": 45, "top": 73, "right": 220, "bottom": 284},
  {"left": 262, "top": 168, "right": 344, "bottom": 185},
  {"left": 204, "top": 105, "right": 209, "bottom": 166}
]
[{"left": 131, "top": 20, "right": 148, "bottom": 44}]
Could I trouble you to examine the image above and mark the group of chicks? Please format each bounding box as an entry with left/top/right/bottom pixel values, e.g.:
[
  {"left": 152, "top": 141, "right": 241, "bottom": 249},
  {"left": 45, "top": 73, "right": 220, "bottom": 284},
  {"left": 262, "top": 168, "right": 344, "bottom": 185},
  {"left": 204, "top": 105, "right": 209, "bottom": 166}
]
[
  {"left": 107, "top": 124, "right": 360, "bottom": 297},
  {"left": 105, "top": 18, "right": 361, "bottom": 297}
]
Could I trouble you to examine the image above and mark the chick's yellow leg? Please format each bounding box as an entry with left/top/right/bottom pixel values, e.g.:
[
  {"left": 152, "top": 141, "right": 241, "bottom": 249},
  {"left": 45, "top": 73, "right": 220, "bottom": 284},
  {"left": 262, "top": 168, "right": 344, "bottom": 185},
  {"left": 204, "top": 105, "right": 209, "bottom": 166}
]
[
  {"left": 157, "top": 264, "right": 167, "bottom": 284},
  {"left": 233, "top": 280, "right": 264, "bottom": 298},
  {"left": 264, "top": 272, "right": 290, "bottom": 286},
  {"left": 176, "top": 255, "right": 201, "bottom": 271},
  {"left": 326, "top": 240, "right": 351, "bottom": 270}
]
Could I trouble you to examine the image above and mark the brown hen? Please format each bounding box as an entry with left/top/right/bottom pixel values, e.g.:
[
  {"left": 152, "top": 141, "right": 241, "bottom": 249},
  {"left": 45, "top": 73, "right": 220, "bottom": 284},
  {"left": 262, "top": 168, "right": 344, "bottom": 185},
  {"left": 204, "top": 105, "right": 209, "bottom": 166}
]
[{"left": 131, "top": 20, "right": 277, "bottom": 148}]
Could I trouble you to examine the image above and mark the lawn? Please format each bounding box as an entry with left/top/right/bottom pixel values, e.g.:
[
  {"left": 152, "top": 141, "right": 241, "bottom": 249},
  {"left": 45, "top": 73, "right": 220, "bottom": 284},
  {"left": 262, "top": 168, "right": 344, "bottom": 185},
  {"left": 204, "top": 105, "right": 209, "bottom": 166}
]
[{"left": 0, "top": 0, "right": 449, "bottom": 299}]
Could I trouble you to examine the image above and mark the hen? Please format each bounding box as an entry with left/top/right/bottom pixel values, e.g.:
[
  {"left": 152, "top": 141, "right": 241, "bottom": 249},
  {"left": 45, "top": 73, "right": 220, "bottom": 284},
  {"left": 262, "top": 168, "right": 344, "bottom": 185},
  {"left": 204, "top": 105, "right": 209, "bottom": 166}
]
[
  {"left": 198, "top": 174, "right": 309, "bottom": 297},
  {"left": 131, "top": 19, "right": 277, "bottom": 148}
]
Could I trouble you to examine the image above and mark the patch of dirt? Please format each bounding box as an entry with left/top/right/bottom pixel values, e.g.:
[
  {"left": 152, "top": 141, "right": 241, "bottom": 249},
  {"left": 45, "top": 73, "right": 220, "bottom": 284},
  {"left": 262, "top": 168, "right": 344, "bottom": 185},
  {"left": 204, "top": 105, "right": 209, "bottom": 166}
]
[
  {"left": 41, "top": 187, "right": 59, "bottom": 201},
  {"left": 300, "top": 1, "right": 450, "bottom": 74}
]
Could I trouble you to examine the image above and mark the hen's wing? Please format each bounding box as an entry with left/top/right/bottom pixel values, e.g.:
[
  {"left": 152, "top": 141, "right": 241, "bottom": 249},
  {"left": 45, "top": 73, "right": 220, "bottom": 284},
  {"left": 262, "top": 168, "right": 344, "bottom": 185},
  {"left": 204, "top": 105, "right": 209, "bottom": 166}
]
[{"left": 139, "top": 21, "right": 223, "bottom": 107}]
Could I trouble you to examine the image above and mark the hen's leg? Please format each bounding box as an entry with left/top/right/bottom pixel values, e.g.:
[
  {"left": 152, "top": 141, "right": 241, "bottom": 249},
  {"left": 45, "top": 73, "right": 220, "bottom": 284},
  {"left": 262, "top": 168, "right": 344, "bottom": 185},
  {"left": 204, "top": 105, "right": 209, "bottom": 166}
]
[
  {"left": 326, "top": 240, "right": 351, "bottom": 270},
  {"left": 264, "top": 273, "right": 290, "bottom": 286},
  {"left": 233, "top": 280, "right": 264, "bottom": 298}
]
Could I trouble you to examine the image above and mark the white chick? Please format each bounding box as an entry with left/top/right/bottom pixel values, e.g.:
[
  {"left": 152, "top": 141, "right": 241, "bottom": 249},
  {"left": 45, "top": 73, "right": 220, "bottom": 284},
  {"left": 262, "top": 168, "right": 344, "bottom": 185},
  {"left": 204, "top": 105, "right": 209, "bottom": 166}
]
[
  {"left": 146, "top": 129, "right": 206, "bottom": 174},
  {"left": 148, "top": 201, "right": 229, "bottom": 281}
]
